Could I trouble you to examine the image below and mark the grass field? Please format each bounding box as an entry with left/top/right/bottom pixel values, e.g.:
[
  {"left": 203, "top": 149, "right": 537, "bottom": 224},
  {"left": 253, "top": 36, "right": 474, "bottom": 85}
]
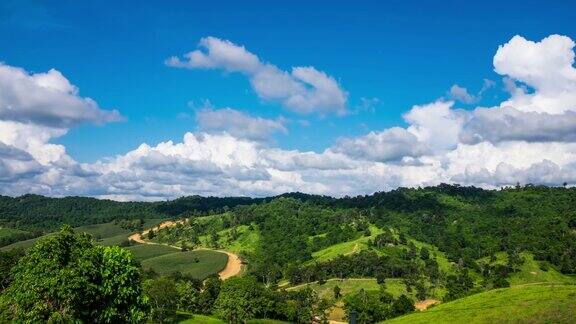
[
  {"left": 288, "top": 278, "right": 430, "bottom": 322},
  {"left": 179, "top": 314, "right": 290, "bottom": 324},
  {"left": 141, "top": 249, "right": 228, "bottom": 279},
  {"left": 287, "top": 277, "right": 446, "bottom": 300},
  {"left": 384, "top": 283, "right": 576, "bottom": 324},
  {"left": 200, "top": 224, "right": 260, "bottom": 254},
  {"left": 311, "top": 224, "right": 384, "bottom": 262},
  {"left": 126, "top": 243, "right": 179, "bottom": 261},
  {"left": 508, "top": 254, "right": 575, "bottom": 286}
]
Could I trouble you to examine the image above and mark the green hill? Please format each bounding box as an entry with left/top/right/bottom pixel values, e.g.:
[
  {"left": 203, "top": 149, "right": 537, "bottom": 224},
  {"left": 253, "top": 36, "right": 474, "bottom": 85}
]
[{"left": 384, "top": 283, "right": 576, "bottom": 324}]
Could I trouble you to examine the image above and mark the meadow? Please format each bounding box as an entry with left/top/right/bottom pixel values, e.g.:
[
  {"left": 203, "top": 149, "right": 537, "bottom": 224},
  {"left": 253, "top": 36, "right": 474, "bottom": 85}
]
[
  {"left": 126, "top": 243, "right": 179, "bottom": 261},
  {"left": 385, "top": 283, "right": 576, "bottom": 323}
]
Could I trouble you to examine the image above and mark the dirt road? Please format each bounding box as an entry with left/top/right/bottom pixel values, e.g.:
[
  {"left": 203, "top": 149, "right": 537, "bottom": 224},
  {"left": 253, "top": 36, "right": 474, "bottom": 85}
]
[{"left": 128, "top": 219, "right": 243, "bottom": 280}]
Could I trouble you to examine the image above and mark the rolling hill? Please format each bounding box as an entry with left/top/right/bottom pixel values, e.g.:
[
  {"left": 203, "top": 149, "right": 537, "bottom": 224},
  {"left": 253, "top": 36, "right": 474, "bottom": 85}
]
[{"left": 384, "top": 283, "right": 576, "bottom": 324}]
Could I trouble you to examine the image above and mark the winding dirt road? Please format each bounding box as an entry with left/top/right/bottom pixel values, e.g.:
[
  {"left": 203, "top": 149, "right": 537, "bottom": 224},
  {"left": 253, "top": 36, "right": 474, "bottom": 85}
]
[{"left": 128, "top": 219, "right": 243, "bottom": 280}]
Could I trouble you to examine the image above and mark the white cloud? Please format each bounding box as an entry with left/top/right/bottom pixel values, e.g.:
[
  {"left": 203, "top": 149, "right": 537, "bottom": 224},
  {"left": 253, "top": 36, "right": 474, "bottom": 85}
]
[
  {"left": 449, "top": 84, "right": 476, "bottom": 104},
  {"left": 3, "top": 34, "right": 576, "bottom": 200},
  {"left": 0, "top": 64, "right": 123, "bottom": 128},
  {"left": 494, "top": 34, "right": 576, "bottom": 114},
  {"left": 331, "top": 127, "right": 427, "bottom": 162},
  {"left": 167, "top": 37, "right": 348, "bottom": 115},
  {"left": 195, "top": 107, "right": 287, "bottom": 141},
  {"left": 460, "top": 107, "right": 576, "bottom": 144}
]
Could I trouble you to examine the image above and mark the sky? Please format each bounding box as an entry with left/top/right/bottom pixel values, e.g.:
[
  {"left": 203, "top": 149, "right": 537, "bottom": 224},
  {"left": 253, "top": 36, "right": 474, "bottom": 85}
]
[{"left": 1, "top": 0, "right": 576, "bottom": 200}]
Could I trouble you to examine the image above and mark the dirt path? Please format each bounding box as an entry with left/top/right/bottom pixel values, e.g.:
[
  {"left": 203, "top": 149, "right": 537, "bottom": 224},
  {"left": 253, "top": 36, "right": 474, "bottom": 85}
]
[
  {"left": 415, "top": 299, "right": 441, "bottom": 311},
  {"left": 128, "top": 219, "right": 243, "bottom": 280},
  {"left": 214, "top": 249, "right": 243, "bottom": 280}
]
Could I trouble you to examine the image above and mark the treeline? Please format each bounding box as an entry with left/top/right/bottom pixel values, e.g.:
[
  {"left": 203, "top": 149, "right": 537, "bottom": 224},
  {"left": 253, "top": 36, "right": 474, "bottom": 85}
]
[
  {"left": 3, "top": 184, "right": 576, "bottom": 274},
  {"left": 0, "top": 194, "right": 161, "bottom": 232},
  {"left": 0, "top": 194, "right": 262, "bottom": 234}
]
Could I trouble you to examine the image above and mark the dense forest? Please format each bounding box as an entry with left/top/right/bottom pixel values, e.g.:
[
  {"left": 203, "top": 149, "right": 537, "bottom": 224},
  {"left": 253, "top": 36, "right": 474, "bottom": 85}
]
[{"left": 1, "top": 184, "right": 575, "bottom": 322}]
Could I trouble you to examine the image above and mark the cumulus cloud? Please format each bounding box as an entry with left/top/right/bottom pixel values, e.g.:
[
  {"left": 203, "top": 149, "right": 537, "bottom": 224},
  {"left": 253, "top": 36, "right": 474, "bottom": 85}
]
[
  {"left": 195, "top": 107, "right": 287, "bottom": 141},
  {"left": 3, "top": 34, "right": 576, "bottom": 200},
  {"left": 494, "top": 34, "right": 576, "bottom": 114},
  {"left": 332, "top": 101, "right": 466, "bottom": 162},
  {"left": 448, "top": 79, "right": 495, "bottom": 104},
  {"left": 166, "top": 37, "right": 348, "bottom": 115},
  {"left": 0, "top": 64, "right": 123, "bottom": 128},
  {"left": 449, "top": 85, "right": 476, "bottom": 104},
  {"left": 460, "top": 107, "right": 576, "bottom": 144},
  {"left": 332, "top": 127, "right": 427, "bottom": 162}
]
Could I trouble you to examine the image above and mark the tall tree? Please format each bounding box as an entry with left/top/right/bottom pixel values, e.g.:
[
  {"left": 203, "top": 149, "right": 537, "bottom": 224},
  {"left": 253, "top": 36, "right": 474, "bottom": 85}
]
[{"left": 0, "top": 226, "right": 148, "bottom": 323}]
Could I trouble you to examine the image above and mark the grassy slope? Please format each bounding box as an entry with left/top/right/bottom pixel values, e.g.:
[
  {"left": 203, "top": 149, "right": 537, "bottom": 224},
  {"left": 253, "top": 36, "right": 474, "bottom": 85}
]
[
  {"left": 385, "top": 283, "right": 576, "bottom": 324},
  {"left": 179, "top": 314, "right": 290, "bottom": 324},
  {"left": 311, "top": 224, "right": 383, "bottom": 262},
  {"left": 140, "top": 249, "right": 228, "bottom": 279},
  {"left": 508, "top": 253, "right": 574, "bottom": 285},
  {"left": 287, "top": 278, "right": 410, "bottom": 299},
  {"left": 0, "top": 227, "right": 29, "bottom": 238},
  {"left": 180, "top": 314, "right": 225, "bottom": 324},
  {"left": 196, "top": 223, "right": 260, "bottom": 254}
]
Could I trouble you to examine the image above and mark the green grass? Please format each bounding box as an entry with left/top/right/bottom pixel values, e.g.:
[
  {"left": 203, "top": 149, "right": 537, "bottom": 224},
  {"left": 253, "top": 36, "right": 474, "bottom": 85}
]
[
  {"left": 476, "top": 252, "right": 576, "bottom": 286},
  {"left": 197, "top": 224, "right": 260, "bottom": 254},
  {"left": 217, "top": 225, "right": 259, "bottom": 254},
  {"left": 141, "top": 249, "right": 228, "bottom": 279},
  {"left": 288, "top": 278, "right": 412, "bottom": 299},
  {"left": 180, "top": 314, "right": 225, "bottom": 324},
  {"left": 509, "top": 253, "right": 576, "bottom": 286},
  {"left": 126, "top": 243, "right": 179, "bottom": 261},
  {"left": 384, "top": 283, "right": 576, "bottom": 324},
  {"left": 179, "top": 314, "right": 289, "bottom": 324},
  {"left": 409, "top": 239, "right": 454, "bottom": 274},
  {"left": 0, "top": 227, "right": 29, "bottom": 238},
  {"left": 311, "top": 224, "right": 384, "bottom": 262}
]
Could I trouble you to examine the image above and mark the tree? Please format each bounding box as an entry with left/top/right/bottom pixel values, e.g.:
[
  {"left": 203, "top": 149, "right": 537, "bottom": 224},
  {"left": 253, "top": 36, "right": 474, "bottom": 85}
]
[
  {"left": 420, "top": 247, "right": 430, "bottom": 260},
  {"left": 344, "top": 289, "right": 390, "bottom": 324},
  {"left": 0, "top": 248, "right": 24, "bottom": 292},
  {"left": 333, "top": 285, "right": 342, "bottom": 299},
  {"left": 445, "top": 269, "right": 474, "bottom": 301},
  {"left": 376, "top": 272, "right": 386, "bottom": 284},
  {"left": 0, "top": 226, "right": 148, "bottom": 323},
  {"left": 391, "top": 294, "right": 415, "bottom": 316},
  {"left": 175, "top": 280, "right": 200, "bottom": 312},
  {"left": 144, "top": 277, "right": 178, "bottom": 322},
  {"left": 198, "top": 275, "right": 221, "bottom": 314},
  {"left": 213, "top": 276, "right": 266, "bottom": 323}
]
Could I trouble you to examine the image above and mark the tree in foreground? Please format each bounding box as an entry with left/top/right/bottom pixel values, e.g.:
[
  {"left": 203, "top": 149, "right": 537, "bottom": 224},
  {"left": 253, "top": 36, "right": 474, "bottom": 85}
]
[
  {"left": 213, "top": 276, "right": 265, "bottom": 323},
  {"left": 0, "top": 225, "right": 149, "bottom": 323}
]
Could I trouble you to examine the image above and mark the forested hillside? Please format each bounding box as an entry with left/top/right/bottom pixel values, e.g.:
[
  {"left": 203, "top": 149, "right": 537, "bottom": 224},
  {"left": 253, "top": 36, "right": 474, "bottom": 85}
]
[{"left": 1, "top": 184, "right": 575, "bottom": 323}]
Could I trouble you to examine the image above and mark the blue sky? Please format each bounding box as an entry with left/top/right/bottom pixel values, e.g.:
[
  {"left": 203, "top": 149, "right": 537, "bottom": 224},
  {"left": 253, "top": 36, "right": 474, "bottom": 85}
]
[
  {"left": 2, "top": 0, "right": 574, "bottom": 162},
  {"left": 1, "top": 1, "right": 576, "bottom": 200}
]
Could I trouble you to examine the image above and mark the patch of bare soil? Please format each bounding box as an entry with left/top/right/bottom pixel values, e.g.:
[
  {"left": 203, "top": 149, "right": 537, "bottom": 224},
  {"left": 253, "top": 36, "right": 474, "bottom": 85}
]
[{"left": 415, "top": 299, "right": 441, "bottom": 311}]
